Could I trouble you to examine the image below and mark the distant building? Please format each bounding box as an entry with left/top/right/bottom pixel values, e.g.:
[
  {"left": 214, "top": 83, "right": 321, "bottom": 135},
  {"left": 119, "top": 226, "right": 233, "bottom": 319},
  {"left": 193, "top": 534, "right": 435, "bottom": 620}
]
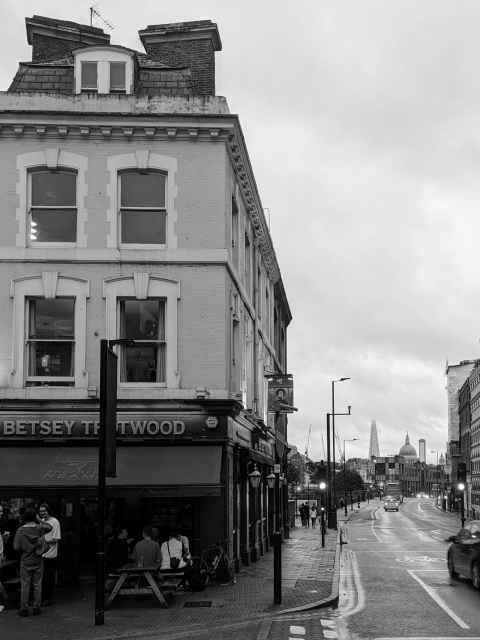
[
  {"left": 418, "top": 439, "right": 426, "bottom": 463},
  {"left": 399, "top": 433, "right": 418, "bottom": 461},
  {"left": 368, "top": 420, "right": 380, "bottom": 458},
  {"left": 446, "top": 360, "right": 479, "bottom": 488}
]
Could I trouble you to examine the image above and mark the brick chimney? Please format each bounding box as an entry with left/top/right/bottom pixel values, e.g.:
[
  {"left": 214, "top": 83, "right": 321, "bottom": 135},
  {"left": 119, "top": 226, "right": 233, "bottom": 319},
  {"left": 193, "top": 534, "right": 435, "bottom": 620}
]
[
  {"left": 26, "top": 15, "right": 110, "bottom": 62},
  {"left": 138, "top": 20, "right": 221, "bottom": 96}
]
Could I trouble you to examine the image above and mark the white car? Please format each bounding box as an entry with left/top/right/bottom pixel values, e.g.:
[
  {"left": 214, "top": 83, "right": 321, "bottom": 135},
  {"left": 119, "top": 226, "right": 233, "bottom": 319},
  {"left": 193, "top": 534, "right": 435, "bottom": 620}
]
[{"left": 384, "top": 498, "right": 400, "bottom": 511}]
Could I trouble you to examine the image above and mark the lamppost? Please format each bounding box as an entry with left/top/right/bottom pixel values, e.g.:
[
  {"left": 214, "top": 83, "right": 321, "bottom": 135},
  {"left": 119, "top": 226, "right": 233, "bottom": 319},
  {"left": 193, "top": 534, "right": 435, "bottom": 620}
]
[
  {"left": 266, "top": 468, "right": 281, "bottom": 603},
  {"left": 248, "top": 464, "right": 261, "bottom": 561},
  {"left": 328, "top": 377, "right": 351, "bottom": 529},
  {"left": 319, "top": 480, "right": 326, "bottom": 547},
  {"left": 343, "top": 437, "right": 359, "bottom": 517},
  {"left": 458, "top": 482, "right": 466, "bottom": 528}
]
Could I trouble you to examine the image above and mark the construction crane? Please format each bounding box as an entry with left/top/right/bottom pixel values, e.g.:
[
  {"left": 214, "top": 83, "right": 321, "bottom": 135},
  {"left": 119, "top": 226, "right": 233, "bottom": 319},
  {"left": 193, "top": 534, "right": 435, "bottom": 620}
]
[{"left": 305, "top": 424, "right": 312, "bottom": 460}]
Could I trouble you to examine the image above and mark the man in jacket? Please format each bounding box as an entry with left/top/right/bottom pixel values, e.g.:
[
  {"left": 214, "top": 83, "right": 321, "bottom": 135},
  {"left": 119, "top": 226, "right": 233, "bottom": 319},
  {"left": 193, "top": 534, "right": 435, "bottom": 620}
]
[
  {"left": 38, "top": 503, "right": 61, "bottom": 606},
  {"left": 13, "top": 508, "right": 52, "bottom": 616}
]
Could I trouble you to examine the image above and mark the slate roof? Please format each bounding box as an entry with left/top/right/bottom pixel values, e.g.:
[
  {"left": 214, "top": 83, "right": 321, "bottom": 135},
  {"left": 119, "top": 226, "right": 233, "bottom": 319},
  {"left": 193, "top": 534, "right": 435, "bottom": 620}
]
[{"left": 8, "top": 52, "right": 193, "bottom": 96}]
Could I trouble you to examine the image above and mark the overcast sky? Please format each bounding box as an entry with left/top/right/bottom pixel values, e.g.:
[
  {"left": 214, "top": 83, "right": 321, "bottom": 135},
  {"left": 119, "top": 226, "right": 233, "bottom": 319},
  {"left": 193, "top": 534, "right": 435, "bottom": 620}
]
[{"left": 2, "top": 1, "right": 479, "bottom": 464}]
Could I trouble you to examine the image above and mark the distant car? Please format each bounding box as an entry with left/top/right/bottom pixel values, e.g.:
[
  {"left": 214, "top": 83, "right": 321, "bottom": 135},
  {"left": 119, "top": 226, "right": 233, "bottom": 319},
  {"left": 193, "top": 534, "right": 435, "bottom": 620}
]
[
  {"left": 447, "top": 520, "right": 480, "bottom": 590},
  {"left": 384, "top": 498, "right": 400, "bottom": 511}
]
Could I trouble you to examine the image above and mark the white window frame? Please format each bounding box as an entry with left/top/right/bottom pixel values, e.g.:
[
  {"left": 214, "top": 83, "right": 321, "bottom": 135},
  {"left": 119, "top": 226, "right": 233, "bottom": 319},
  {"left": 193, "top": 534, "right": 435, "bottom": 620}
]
[
  {"left": 118, "top": 297, "right": 167, "bottom": 384},
  {"left": 106, "top": 152, "right": 178, "bottom": 250},
  {"left": 9, "top": 273, "right": 89, "bottom": 389},
  {"left": 74, "top": 47, "right": 134, "bottom": 95},
  {"left": 103, "top": 273, "right": 180, "bottom": 388},
  {"left": 16, "top": 150, "right": 88, "bottom": 248},
  {"left": 80, "top": 60, "right": 98, "bottom": 92},
  {"left": 27, "top": 167, "right": 78, "bottom": 246},
  {"left": 25, "top": 297, "right": 76, "bottom": 386},
  {"left": 118, "top": 169, "right": 167, "bottom": 246}
]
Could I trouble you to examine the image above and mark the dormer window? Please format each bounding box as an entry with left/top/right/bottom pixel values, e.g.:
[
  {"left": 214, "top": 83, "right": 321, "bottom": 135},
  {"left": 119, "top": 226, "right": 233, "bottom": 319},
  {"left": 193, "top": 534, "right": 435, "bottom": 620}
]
[
  {"left": 74, "top": 47, "right": 133, "bottom": 95},
  {"left": 81, "top": 61, "right": 98, "bottom": 92},
  {"left": 110, "top": 62, "right": 126, "bottom": 93}
]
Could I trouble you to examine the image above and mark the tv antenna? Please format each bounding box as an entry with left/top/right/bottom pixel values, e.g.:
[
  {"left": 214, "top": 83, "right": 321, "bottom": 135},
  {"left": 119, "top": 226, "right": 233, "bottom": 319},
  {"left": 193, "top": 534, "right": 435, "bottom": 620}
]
[{"left": 90, "top": 5, "right": 114, "bottom": 30}]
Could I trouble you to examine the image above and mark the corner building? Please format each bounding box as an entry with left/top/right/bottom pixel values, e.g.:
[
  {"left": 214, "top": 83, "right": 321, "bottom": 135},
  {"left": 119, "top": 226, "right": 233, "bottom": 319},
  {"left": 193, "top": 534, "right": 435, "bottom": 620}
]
[{"left": 0, "top": 15, "right": 291, "bottom": 580}]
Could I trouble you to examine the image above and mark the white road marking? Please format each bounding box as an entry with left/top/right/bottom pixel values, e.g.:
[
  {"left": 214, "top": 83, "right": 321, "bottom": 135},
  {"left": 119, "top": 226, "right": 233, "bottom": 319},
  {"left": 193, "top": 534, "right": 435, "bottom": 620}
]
[
  {"left": 323, "top": 631, "right": 338, "bottom": 639},
  {"left": 375, "top": 638, "right": 480, "bottom": 640},
  {"left": 407, "top": 570, "right": 470, "bottom": 629},
  {"left": 289, "top": 626, "right": 306, "bottom": 635},
  {"left": 371, "top": 518, "right": 382, "bottom": 542},
  {"left": 321, "top": 619, "right": 336, "bottom": 627}
]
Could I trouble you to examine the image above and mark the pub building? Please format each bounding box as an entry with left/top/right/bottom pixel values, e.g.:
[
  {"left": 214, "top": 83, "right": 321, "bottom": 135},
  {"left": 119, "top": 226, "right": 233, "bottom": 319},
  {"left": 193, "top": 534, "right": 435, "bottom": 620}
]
[{"left": 0, "top": 15, "right": 292, "bottom": 582}]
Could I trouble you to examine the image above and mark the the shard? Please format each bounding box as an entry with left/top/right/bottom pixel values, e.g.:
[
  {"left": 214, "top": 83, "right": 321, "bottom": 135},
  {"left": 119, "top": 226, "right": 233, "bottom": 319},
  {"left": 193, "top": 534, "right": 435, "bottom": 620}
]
[{"left": 369, "top": 419, "right": 380, "bottom": 458}]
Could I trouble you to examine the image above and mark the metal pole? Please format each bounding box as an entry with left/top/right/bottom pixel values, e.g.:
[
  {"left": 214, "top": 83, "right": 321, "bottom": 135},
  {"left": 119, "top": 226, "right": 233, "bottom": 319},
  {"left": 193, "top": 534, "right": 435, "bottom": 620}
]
[
  {"left": 326, "top": 413, "right": 334, "bottom": 528},
  {"left": 273, "top": 468, "right": 281, "bottom": 604},
  {"left": 331, "top": 382, "right": 337, "bottom": 528},
  {"left": 343, "top": 440, "right": 348, "bottom": 517},
  {"left": 461, "top": 490, "right": 465, "bottom": 528},
  {"left": 321, "top": 507, "right": 325, "bottom": 548},
  {"left": 95, "top": 339, "right": 108, "bottom": 626}
]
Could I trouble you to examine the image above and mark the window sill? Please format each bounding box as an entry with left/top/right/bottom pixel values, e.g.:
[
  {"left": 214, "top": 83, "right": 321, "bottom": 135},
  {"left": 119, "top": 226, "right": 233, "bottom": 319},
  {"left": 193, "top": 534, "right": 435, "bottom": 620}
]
[
  {"left": 28, "top": 242, "right": 77, "bottom": 249},
  {"left": 0, "top": 387, "right": 88, "bottom": 399},
  {"left": 119, "top": 244, "right": 167, "bottom": 250}
]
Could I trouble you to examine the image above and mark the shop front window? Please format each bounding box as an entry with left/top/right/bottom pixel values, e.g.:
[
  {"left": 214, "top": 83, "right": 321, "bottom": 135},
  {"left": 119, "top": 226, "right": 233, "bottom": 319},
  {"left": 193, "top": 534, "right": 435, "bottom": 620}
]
[
  {"left": 26, "top": 297, "right": 75, "bottom": 386},
  {"left": 119, "top": 299, "right": 166, "bottom": 383}
]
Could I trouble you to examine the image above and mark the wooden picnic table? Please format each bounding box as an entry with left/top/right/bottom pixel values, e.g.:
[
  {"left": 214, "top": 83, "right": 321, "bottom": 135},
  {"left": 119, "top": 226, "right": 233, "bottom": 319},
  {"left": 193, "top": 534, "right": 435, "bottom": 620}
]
[{"left": 106, "top": 565, "right": 184, "bottom": 608}]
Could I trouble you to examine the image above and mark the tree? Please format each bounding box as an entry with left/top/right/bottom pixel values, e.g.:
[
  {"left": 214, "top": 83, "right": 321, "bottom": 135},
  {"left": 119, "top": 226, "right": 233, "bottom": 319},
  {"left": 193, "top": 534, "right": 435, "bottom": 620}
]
[
  {"left": 309, "top": 461, "right": 327, "bottom": 485},
  {"left": 334, "top": 469, "right": 364, "bottom": 497},
  {"left": 286, "top": 458, "right": 303, "bottom": 485}
]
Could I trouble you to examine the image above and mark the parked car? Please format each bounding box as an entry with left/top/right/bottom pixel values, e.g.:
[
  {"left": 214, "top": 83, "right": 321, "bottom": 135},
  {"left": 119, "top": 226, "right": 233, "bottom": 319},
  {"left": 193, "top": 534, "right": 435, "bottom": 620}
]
[
  {"left": 384, "top": 498, "right": 400, "bottom": 511},
  {"left": 446, "top": 520, "right": 480, "bottom": 589}
]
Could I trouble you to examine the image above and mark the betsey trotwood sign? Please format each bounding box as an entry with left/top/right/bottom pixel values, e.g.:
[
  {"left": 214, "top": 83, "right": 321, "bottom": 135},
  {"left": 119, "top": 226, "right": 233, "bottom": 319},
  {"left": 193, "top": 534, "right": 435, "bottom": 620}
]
[{"left": 0, "top": 414, "right": 223, "bottom": 438}]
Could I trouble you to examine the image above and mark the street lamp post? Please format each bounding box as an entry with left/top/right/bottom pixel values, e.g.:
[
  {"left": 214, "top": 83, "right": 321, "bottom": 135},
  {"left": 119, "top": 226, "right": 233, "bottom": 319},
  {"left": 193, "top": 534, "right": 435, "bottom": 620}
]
[
  {"left": 343, "top": 437, "right": 359, "bottom": 517},
  {"left": 248, "top": 464, "right": 261, "bottom": 561},
  {"left": 328, "top": 377, "right": 351, "bottom": 530},
  {"left": 458, "top": 482, "right": 466, "bottom": 528},
  {"left": 267, "top": 465, "right": 282, "bottom": 604}
]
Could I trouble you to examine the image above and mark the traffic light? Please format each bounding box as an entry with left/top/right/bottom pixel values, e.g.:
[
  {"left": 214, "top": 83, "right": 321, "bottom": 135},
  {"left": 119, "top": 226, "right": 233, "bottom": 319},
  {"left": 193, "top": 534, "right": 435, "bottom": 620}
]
[{"left": 457, "top": 462, "right": 466, "bottom": 484}]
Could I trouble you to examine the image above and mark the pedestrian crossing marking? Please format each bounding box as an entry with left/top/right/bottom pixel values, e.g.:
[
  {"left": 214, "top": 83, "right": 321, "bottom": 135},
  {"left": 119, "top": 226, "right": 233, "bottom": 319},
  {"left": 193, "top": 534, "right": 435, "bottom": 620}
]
[{"left": 289, "top": 625, "right": 306, "bottom": 635}]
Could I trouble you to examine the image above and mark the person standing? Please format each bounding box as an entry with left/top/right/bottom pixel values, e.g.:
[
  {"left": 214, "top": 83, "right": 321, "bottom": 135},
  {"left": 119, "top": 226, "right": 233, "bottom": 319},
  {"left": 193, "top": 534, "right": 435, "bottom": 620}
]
[
  {"left": 310, "top": 504, "right": 317, "bottom": 528},
  {"left": 38, "top": 504, "right": 61, "bottom": 606},
  {"left": 13, "top": 508, "right": 52, "bottom": 616},
  {"left": 304, "top": 503, "right": 310, "bottom": 528}
]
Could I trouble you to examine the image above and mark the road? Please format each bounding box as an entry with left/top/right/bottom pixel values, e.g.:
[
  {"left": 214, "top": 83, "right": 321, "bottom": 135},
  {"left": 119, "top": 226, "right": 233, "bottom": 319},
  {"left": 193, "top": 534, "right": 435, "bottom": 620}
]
[{"left": 266, "top": 497, "right": 480, "bottom": 640}]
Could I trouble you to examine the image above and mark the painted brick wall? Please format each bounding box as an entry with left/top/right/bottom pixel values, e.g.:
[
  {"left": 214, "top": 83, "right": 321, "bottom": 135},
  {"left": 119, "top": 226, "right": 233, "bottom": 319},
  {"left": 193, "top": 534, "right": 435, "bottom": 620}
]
[{"left": 0, "top": 262, "right": 227, "bottom": 391}]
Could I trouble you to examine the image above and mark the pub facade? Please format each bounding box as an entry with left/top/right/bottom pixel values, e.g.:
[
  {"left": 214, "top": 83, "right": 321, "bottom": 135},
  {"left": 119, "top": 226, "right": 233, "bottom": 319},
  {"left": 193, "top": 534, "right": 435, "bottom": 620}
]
[{"left": 0, "top": 15, "right": 291, "bottom": 581}]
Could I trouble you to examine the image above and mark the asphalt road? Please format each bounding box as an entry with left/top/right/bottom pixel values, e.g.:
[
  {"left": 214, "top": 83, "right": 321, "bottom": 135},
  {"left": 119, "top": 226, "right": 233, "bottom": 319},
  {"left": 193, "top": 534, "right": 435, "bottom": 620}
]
[{"left": 265, "top": 497, "right": 480, "bottom": 640}]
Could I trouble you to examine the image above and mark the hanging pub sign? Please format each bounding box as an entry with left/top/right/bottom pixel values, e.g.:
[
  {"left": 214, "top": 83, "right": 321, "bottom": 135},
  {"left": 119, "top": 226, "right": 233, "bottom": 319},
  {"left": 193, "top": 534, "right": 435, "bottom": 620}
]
[{"left": 267, "top": 374, "right": 295, "bottom": 413}]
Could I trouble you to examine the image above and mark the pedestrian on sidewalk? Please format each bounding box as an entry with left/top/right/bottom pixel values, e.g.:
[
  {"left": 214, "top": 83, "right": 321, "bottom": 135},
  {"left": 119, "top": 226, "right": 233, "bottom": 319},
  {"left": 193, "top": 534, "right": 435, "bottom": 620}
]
[
  {"left": 38, "top": 503, "right": 61, "bottom": 606},
  {"left": 13, "top": 508, "right": 52, "bottom": 616},
  {"left": 310, "top": 504, "right": 317, "bottom": 528},
  {"left": 304, "top": 503, "right": 310, "bottom": 527}
]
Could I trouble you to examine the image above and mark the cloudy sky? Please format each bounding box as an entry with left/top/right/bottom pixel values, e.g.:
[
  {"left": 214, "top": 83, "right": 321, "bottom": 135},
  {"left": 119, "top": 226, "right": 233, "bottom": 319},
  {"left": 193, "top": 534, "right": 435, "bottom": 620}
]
[{"left": 2, "top": 0, "right": 479, "bottom": 463}]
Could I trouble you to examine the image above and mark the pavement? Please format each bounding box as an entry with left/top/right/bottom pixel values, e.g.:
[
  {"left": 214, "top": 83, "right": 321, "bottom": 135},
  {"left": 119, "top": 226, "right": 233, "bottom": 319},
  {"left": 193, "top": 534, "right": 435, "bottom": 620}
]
[{"left": 0, "top": 508, "right": 353, "bottom": 640}]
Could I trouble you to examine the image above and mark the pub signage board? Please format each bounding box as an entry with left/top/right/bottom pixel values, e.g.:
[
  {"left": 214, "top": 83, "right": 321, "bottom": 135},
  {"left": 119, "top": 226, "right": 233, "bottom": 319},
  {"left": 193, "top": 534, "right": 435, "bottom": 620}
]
[{"left": 0, "top": 413, "right": 226, "bottom": 439}]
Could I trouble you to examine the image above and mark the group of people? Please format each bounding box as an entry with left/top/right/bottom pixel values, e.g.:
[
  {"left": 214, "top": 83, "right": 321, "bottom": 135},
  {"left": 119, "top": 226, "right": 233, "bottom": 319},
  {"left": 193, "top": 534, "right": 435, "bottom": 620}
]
[
  {"left": 299, "top": 502, "right": 318, "bottom": 528},
  {"left": 0, "top": 503, "right": 61, "bottom": 616},
  {"left": 106, "top": 525, "right": 191, "bottom": 574}
]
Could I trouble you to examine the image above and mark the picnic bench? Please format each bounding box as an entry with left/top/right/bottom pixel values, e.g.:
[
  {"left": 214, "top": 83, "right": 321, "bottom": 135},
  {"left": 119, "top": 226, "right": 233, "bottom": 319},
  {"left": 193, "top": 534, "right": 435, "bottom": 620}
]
[{"left": 106, "top": 565, "right": 184, "bottom": 608}]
